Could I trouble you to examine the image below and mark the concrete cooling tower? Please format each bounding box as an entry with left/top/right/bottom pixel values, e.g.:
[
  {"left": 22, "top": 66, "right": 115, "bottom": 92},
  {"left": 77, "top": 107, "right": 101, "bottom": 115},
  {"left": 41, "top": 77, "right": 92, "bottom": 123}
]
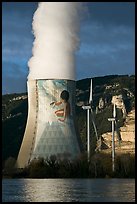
[
  {"left": 16, "top": 79, "right": 82, "bottom": 168},
  {"left": 16, "top": 2, "right": 83, "bottom": 168}
]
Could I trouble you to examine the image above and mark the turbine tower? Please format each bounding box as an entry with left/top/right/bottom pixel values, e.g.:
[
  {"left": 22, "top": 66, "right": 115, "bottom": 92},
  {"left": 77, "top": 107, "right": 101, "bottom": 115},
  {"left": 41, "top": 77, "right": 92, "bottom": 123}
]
[
  {"left": 82, "top": 79, "right": 98, "bottom": 161},
  {"left": 108, "top": 103, "right": 117, "bottom": 172},
  {"left": 113, "top": 104, "right": 122, "bottom": 145}
]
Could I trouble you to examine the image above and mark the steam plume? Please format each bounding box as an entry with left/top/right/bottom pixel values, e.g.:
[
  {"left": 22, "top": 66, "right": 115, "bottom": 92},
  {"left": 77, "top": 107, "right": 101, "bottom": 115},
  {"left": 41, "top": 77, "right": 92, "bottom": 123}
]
[{"left": 28, "top": 2, "right": 82, "bottom": 80}]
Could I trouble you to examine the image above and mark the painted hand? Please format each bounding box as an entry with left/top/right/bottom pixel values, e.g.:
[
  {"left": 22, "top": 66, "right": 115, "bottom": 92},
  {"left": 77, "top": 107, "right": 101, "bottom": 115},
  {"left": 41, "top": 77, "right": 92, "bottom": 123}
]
[
  {"left": 58, "top": 118, "right": 65, "bottom": 122},
  {"left": 50, "top": 102, "right": 55, "bottom": 105}
]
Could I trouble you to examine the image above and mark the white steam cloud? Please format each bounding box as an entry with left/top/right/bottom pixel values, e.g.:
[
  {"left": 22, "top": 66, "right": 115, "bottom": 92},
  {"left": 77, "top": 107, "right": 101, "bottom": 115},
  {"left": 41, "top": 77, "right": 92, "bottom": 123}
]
[{"left": 28, "top": 2, "right": 83, "bottom": 80}]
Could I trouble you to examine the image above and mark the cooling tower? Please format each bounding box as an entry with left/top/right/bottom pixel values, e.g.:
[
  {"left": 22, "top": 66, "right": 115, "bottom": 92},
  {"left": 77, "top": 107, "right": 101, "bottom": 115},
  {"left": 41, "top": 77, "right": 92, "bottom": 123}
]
[{"left": 16, "top": 78, "right": 82, "bottom": 168}]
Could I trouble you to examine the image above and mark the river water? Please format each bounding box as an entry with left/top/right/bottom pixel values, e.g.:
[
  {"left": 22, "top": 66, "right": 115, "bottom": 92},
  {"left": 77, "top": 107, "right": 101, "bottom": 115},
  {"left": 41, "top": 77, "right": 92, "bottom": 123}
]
[{"left": 2, "top": 178, "right": 135, "bottom": 202}]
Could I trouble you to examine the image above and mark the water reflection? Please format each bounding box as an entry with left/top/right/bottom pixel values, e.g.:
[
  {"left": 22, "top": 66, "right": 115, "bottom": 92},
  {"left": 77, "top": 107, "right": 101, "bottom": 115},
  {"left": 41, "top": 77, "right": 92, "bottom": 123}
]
[
  {"left": 2, "top": 179, "right": 135, "bottom": 202},
  {"left": 85, "top": 179, "right": 135, "bottom": 202}
]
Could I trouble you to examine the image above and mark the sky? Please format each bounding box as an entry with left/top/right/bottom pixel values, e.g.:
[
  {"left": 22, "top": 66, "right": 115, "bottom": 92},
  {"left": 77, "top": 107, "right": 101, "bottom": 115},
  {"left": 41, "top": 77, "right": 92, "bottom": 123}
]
[{"left": 2, "top": 2, "right": 135, "bottom": 94}]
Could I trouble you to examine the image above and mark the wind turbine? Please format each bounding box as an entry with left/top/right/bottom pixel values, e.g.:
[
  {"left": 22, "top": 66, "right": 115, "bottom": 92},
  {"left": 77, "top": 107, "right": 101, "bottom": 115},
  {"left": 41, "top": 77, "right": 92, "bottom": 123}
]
[{"left": 82, "top": 79, "right": 98, "bottom": 162}]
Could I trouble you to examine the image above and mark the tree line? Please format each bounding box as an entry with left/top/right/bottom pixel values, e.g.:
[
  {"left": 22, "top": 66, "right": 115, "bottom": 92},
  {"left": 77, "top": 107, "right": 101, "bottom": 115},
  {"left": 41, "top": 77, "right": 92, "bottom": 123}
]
[{"left": 3, "top": 152, "right": 135, "bottom": 179}]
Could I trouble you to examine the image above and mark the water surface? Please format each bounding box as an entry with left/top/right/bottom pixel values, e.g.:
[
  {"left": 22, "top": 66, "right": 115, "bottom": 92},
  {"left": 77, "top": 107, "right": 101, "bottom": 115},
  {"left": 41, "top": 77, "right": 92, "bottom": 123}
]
[{"left": 2, "top": 178, "right": 135, "bottom": 202}]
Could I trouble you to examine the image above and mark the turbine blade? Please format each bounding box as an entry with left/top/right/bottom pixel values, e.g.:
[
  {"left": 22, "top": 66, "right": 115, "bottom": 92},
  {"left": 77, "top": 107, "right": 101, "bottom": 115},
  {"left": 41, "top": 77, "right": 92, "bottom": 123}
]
[
  {"left": 89, "top": 79, "right": 92, "bottom": 104},
  {"left": 90, "top": 108, "right": 98, "bottom": 140}
]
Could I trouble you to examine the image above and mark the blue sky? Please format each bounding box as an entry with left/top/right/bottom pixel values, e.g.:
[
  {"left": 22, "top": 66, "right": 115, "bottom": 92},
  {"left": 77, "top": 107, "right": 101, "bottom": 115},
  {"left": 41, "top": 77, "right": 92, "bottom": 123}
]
[{"left": 2, "top": 2, "right": 135, "bottom": 94}]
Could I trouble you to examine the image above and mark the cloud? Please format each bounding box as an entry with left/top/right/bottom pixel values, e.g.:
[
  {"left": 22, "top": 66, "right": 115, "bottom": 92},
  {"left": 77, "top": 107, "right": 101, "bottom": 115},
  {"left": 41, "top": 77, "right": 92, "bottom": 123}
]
[
  {"left": 2, "top": 75, "right": 27, "bottom": 94},
  {"left": 2, "top": 61, "right": 28, "bottom": 77},
  {"left": 2, "top": 61, "right": 28, "bottom": 94},
  {"left": 2, "top": 2, "right": 36, "bottom": 61},
  {"left": 2, "top": 2, "right": 36, "bottom": 94},
  {"left": 76, "top": 45, "right": 135, "bottom": 80},
  {"left": 76, "top": 14, "right": 135, "bottom": 80},
  {"left": 86, "top": 2, "right": 135, "bottom": 27}
]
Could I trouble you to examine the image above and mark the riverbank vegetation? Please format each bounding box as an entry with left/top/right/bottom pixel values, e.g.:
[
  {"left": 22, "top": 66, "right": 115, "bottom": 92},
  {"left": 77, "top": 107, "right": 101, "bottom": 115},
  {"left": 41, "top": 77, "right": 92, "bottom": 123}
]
[{"left": 3, "top": 152, "right": 135, "bottom": 179}]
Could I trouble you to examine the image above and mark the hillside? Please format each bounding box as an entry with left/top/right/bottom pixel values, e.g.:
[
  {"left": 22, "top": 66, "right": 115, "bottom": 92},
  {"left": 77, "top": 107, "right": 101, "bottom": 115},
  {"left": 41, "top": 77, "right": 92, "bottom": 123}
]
[
  {"left": 100, "top": 109, "right": 135, "bottom": 154},
  {"left": 2, "top": 75, "right": 135, "bottom": 164}
]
